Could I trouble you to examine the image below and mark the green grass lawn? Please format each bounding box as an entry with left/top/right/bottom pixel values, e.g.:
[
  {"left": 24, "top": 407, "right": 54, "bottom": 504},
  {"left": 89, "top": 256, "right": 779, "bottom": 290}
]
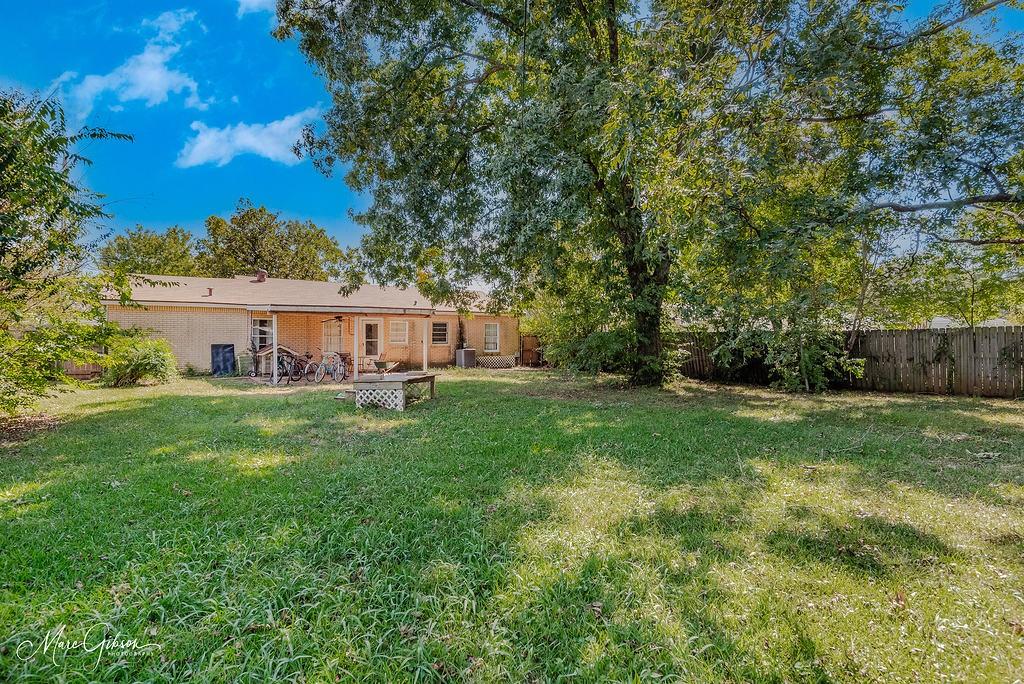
[{"left": 2, "top": 371, "right": 1023, "bottom": 682}]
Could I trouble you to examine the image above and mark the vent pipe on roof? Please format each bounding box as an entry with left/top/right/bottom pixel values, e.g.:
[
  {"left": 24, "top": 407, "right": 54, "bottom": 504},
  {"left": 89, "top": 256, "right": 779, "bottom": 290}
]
[
  {"left": 255, "top": 269, "right": 268, "bottom": 282},
  {"left": 204, "top": 287, "right": 213, "bottom": 297}
]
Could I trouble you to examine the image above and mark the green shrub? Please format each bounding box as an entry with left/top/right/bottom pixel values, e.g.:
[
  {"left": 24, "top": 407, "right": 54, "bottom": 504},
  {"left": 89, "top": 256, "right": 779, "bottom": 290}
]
[
  {"left": 101, "top": 336, "right": 177, "bottom": 387},
  {"left": 543, "top": 328, "right": 633, "bottom": 374},
  {"left": 183, "top": 363, "right": 212, "bottom": 377},
  {"left": 763, "top": 330, "right": 862, "bottom": 392},
  {"left": 708, "top": 328, "right": 864, "bottom": 392}
]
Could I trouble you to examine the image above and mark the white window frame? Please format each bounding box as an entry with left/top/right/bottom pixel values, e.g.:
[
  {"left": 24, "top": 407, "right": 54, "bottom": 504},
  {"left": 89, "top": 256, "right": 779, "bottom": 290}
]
[
  {"left": 251, "top": 317, "right": 273, "bottom": 349},
  {"left": 389, "top": 319, "right": 409, "bottom": 344},
  {"left": 323, "top": 319, "right": 344, "bottom": 354},
  {"left": 431, "top": 321, "right": 449, "bottom": 345},
  {"left": 483, "top": 322, "right": 500, "bottom": 352}
]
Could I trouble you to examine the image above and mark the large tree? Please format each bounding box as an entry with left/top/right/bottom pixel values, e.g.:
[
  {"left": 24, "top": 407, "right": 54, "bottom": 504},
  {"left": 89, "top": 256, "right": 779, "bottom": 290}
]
[
  {"left": 0, "top": 90, "right": 129, "bottom": 413},
  {"left": 278, "top": 0, "right": 1023, "bottom": 385},
  {"left": 667, "top": 0, "right": 1024, "bottom": 385},
  {"left": 99, "top": 225, "right": 200, "bottom": 276},
  {"left": 196, "top": 199, "right": 347, "bottom": 280}
]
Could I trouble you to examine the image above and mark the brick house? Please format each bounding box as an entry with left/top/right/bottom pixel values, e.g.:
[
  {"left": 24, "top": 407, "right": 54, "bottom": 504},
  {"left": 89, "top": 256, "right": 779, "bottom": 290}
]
[{"left": 102, "top": 272, "right": 519, "bottom": 377}]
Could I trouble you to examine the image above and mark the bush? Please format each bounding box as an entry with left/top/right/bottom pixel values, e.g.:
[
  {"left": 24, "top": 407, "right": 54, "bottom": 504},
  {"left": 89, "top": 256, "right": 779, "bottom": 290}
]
[
  {"left": 101, "top": 336, "right": 177, "bottom": 387},
  {"left": 182, "top": 363, "right": 211, "bottom": 377},
  {"left": 707, "top": 328, "right": 864, "bottom": 392},
  {"left": 543, "top": 328, "right": 633, "bottom": 374},
  {"left": 763, "top": 330, "right": 862, "bottom": 392}
]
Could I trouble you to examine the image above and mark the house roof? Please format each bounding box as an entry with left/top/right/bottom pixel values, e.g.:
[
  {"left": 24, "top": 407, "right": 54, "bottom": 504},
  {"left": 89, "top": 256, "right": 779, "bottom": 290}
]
[{"left": 104, "top": 274, "right": 482, "bottom": 314}]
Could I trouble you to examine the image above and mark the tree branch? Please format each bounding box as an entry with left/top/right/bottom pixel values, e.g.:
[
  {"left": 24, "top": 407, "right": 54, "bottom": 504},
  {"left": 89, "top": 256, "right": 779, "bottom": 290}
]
[
  {"left": 451, "top": 0, "right": 521, "bottom": 34},
  {"left": 958, "top": 156, "right": 1007, "bottom": 194},
  {"left": 865, "top": 0, "right": 1009, "bottom": 51},
  {"left": 574, "top": 0, "right": 599, "bottom": 45},
  {"left": 606, "top": 0, "right": 619, "bottom": 66},
  {"left": 791, "top": 108, "right": 896, "bottom": 123},
  {"left": 929, "top": 235, "right": 1024, "bottom": 246},
  {"left": 444, "top": 62, "right": 509, "bottom": 95},
  {"left": 857, "top": 192, "right": 1021, "bottom": 214}
]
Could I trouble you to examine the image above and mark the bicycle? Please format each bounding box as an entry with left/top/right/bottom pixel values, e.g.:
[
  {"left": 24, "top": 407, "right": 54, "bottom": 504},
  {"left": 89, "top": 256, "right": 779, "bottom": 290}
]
[
  {"left": 303, "top": 348, "right": 329, "bottom": 383},
  {"left": 271, "top": 352, "right": 303, "bottom": 384},
  {"left": 301, "top": 352, "right": 318, "bottom": 382},
  {"left": 314, "top": 351, "right": 348, "bottom": 383}
]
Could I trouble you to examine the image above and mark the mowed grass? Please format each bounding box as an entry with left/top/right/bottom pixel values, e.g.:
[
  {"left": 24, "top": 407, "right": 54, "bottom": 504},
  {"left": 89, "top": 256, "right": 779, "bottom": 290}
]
[{"left": 1, "top": 371, "right": 1023, "bottom": 682}]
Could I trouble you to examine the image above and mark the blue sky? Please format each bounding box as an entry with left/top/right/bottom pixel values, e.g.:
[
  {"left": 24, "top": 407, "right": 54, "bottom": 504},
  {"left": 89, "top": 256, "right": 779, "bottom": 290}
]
[
  {"left": 1, "top": 0, "right": 369, "bottom": 246},
  {"left": 2, "top": 1, "right": 1021, "bottom": 248}
]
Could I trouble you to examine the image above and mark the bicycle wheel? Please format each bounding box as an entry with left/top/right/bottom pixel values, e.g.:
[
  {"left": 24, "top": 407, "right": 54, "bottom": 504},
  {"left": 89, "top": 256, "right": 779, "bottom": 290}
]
[
  {"left": 314, "top": 363, "right": 327, "bottom": 383},
  {"left": 289, "top": 359, "right": 302, "bottom": 382},
  {"left": 304, "top": 361, "right": 318, "bottom": 382}
]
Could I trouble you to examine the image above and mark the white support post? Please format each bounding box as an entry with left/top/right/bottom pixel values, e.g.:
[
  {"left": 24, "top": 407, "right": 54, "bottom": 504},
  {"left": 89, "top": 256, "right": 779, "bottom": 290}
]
[
  {"left": 353, "top": 316, "right": 360, "bottom": 380},
  {"left": 271, "top": 312, "right": 278, "bottom": 384},
  {"left": 422, "top": 317, "right": 428, "bottom": 371}
]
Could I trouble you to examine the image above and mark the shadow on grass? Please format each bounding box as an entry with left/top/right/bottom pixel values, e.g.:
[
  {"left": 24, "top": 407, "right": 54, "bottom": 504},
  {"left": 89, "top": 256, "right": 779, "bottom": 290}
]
[
  {"left": 765, "top": 513, "right": 956, "bottom": 577},
  {"left": 0, "top": 373, "right": 1021, "bottom": 679}
]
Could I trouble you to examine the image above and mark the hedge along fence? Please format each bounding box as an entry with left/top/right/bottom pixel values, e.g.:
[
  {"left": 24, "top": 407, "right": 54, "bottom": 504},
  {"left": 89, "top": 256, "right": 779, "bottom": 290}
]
[{"left": 677, "top": 327, "right": 1024, "bottom": 398}]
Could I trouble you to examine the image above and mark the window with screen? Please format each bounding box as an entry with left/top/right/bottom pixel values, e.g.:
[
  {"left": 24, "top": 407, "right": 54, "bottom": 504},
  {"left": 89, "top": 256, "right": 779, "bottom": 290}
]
[
  {"left": 431, "top": 322, "right": 449, "bottom": 345},
  {"left": 323, "top": 319, "right": 344, "bottom": 353},
  {"left": 251, "top": 318, "right": 272, "bottom": 349},
  {"left": 484, "top": 323, "right": 499, "bottom": 352},
  {"left": 389, "top": 320, "right": 408, "bottom": 344}
]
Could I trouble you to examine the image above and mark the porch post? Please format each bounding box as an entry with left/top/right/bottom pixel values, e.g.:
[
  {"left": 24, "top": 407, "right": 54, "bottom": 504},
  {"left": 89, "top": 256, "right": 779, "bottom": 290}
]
[
  {"left": 422, "top": 317, "right": 428, "bottom": 371},
  {"left": 353, "top": 316, "right": 360, "bottom": 380},
  {"left": 271, "top": 312, "right": 278, "bottom": 384}
]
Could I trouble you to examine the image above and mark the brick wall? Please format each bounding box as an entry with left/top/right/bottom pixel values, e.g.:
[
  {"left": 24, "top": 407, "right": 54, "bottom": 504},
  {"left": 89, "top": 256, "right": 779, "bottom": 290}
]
[
  {"left": 461, "top": 315, "right": 520, "bottom": 356},
  {"left": 106, "top": 305, "right": 520, "bottom": 372},
  {"left": 106, "top": 304, "right": 250, "bottom": 371}
]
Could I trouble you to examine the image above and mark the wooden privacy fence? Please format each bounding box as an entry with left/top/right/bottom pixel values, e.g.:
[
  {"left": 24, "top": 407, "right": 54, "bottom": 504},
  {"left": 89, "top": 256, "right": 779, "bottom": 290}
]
[
  {"left": 62, "top": 360, "right": 103, "bottom": 379},
  {"left": 848, "top": 327, "right": 1024, "bottom": 398},
  {"left": 677, "top": 327, "right": 1024, "bottom": 398}
]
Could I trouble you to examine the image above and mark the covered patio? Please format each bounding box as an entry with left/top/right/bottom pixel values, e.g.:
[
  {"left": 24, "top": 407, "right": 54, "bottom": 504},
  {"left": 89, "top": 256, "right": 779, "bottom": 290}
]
[{"left": 253, "top": 308, "right": 462, "bottom": 383}]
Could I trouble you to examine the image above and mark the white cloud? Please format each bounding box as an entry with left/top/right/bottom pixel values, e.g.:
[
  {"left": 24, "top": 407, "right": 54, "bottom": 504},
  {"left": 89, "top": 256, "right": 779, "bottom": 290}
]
[
  {"left": 175, "top": 107, "right": 319, "bottom": 168},
  {"left": 142, "top": 8, "right": 199, "bottom": 39},
  {"left": 237, "top": 0, "right": 276, "bottom": 16},
  {"left": 64, "top": 9, "right": 207, "bottom": 121}
]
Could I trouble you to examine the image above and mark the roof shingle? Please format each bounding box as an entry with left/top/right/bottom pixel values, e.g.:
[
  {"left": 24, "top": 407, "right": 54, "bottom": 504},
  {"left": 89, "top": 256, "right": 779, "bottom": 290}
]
[{"left": 107, "top": 274, "right": 474, "bottom": 313}]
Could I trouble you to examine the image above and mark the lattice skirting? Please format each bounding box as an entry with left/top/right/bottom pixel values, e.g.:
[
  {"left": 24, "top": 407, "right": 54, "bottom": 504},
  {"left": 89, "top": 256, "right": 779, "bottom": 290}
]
[
  {"left": 356, "top": 388, "right": 405, "bottom": 411},
  {"left": 476, "top": 355, "right": 517, "bottom": 369},
  {"left": 405, "top": 382, "right": 429, "bottom": 401}
]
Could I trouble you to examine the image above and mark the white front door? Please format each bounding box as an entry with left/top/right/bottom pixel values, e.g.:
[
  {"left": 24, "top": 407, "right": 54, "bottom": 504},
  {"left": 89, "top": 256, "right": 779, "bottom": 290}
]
[{"left": 363, "top": 320, "right": 381, "bottom": 360}]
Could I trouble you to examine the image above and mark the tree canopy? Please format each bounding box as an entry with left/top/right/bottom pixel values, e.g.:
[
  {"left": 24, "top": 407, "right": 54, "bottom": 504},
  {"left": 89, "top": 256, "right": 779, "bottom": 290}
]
[
  {"left": 0, "top": 90, "right": 128, "bottom": 413},
  {"left": 279, "top": 0, "right": 1024, "bottom": 386},
  {"left": 99, "top": 225, "right": 200, "bottom": 276},
  {"left": 197, "top": 199, "right": 347, "bottom": 280},
  {"left": 97, "top": 201, "right": 351, "bottom": 282}
]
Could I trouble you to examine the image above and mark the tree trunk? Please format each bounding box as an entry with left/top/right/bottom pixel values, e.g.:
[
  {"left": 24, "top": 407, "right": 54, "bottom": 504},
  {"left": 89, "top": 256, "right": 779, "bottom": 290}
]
[
  {"left": 631, "top": 284, "right": 666, "bottom": 385},
  {"left": 609, "top": 177, "right": 671, "bottom": 386}
]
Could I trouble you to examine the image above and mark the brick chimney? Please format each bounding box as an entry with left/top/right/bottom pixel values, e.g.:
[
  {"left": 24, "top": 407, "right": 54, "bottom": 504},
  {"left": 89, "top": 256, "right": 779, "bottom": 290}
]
[{"left": 255, "top": 269, "right": 268, "bottom": 282}]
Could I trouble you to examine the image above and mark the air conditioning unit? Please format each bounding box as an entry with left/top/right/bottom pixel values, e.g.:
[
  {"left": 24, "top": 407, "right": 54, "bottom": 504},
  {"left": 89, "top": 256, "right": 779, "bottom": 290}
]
[{"left": 455, "top": 348, "right": 476, "bottom": 368}]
